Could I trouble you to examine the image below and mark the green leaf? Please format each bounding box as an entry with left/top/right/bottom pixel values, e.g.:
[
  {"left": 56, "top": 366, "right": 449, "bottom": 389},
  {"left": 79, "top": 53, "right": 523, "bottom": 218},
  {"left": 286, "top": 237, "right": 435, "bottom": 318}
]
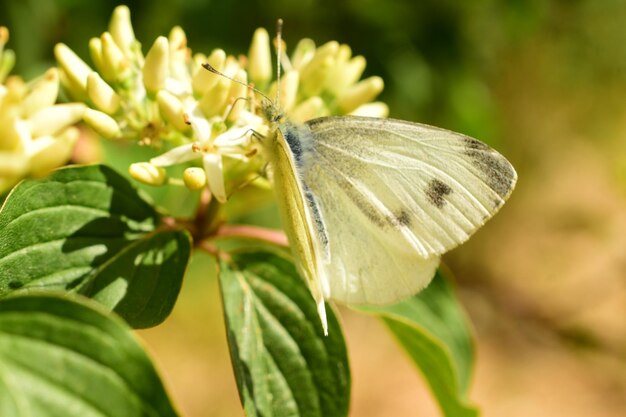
[
  {"left": 363, "top": 268, "right": 478, "bottom": 417},
  {"left": 80, "top": 230, "right": 191, "bottom": 328},
  {"left": 219, "top": 251, "right": 350, "bottom": 417},
  {"left": 0, "top": 294, "right": 179, "bottom": 417},
  {"left": 0, "top": 164, "right": 191, "bottom": 327}
]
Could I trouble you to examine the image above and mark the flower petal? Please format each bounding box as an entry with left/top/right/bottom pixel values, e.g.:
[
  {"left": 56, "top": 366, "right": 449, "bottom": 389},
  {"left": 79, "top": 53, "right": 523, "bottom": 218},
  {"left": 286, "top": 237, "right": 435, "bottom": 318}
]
[
  {"left": 150, "top": 143, "right": 197, "bottom": 166},
  {"left": 203, "top": 153, "right": 227, "bottom": 203}
]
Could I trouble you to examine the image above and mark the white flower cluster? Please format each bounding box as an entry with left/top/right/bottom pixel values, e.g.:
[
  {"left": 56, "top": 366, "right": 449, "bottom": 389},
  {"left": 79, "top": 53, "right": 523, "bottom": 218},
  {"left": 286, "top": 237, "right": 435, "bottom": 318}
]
[
  {"left": 0, "top": 27, "right": 84, "bottom": 194},
  {"left": 54, "top": 6, "right": 388, "bottom": 204}
]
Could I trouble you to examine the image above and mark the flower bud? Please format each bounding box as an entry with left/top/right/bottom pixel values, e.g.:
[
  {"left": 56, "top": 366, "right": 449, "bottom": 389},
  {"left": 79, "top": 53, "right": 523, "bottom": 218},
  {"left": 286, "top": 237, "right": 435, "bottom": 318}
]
[
  {"left": 101, "top": 32, "right": 128, "bottom": 81},
  {"left": 337, "top": 76, "right": 384, "bottom": 114},
  {"left": 328, "top": 55, "right": 365, "bottom": 95},
  {"left": 299, "top": 55, "right": 333, "bottom": 97},
  {"left": 28, "top": 103, "right": 86, "bottom": 137},
  {"left": 157, "top": 90, "right": 189, "bottom": 131},
  {"left": 289, "top": 96, "right": 326, "bottom": 123},
  {"left": 143, "top": 36, "right": 169, "bottom": 95},
  {"left": 83, "top": 108, "right": 121, "bottom": 139},
  {"left": 29, "top": 126, "right": 79, "bottom": 177},
  {"left": 88, "top": 37, "right": 108, "bottom": 78},
  {"left": 349, "top": 102, "right": 389, "bottom": 118},
  {"left": 291, "top": 38, "right": 316, "bottom": 69},
  {"left": 21, "top": 68, "right": 59, "bottom": 117},
  {"left": 0, "top": 48, "right": 15, "bottom": 84},
  {"left": 0, "top": 152, "right": 28, "bottom": 177},
  {"left": 169, "top": 26, "right": 190, "bottom": 84},
  {"left": 227, "top": 69, "right": 248, "bottom": 122},
  {"left": 192, "top": 49, "right": 225, "bottom": 96},
  {"left": 54, "top": 43, "right": 92, "bottom": 93},
  {"left": 278, "top": 70, "right": 299, "bottom": 111},
  {"left": 109, "top": 5, "right": 136, "bottom": 56},
  {"left": 129, "top": 162, "right": 167, "bottom": 186},
  {"left": 248, "top": 28, "right": 272, "bottom": 88},
  {"left": 198, "top": 77, "right": 230, "bottom": 118},
  {"left": 183, "top": 167, "right": 206, "bottom": 190},
  {"left": 87, "top": 72, "right": 121, "bottom": 114},
  {"left": 0, "top": 26, "right": 8, "bottom": 51}
]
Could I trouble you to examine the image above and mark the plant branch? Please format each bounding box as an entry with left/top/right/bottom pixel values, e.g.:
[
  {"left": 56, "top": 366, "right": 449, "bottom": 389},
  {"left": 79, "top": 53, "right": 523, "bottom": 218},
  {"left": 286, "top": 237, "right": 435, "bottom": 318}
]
[{"left": 212, "top": 224, "right": 289, "bottom": 246}]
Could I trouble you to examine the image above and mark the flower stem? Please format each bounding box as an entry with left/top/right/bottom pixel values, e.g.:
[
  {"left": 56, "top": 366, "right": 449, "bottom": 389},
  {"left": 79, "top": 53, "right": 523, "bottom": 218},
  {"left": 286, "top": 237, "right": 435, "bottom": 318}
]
[{"left": 212, "top": 224, "right": 288, "bottom": 246}]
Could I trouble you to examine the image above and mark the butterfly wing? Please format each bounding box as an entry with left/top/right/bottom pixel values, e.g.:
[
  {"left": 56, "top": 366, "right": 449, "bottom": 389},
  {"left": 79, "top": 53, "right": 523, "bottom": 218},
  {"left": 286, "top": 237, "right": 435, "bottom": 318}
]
[{"left": 289, "top": 116, "right": 516, "bottom": 305}]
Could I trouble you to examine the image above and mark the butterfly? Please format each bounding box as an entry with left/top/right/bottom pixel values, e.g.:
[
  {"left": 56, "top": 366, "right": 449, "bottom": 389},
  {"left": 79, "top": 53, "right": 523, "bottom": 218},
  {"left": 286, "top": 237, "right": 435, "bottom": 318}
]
[
  {"left": 203, "top": 25, "right": 516, "bottom": 334},
  {"left": 264, "top": 112, "right": 517, "bottom": 334}
]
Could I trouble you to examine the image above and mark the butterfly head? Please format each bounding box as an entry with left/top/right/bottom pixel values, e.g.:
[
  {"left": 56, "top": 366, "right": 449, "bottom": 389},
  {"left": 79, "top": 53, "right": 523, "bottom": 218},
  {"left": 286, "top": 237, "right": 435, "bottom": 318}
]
[{"left": 261, "top": 97, "right": 285, "bottom": 125}]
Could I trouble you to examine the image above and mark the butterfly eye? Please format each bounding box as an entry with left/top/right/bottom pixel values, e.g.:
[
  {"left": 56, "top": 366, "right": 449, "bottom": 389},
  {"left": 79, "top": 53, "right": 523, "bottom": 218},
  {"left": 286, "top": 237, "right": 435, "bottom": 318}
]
[{"left": 273, "top": 111, "right": 284, "bottom": 123}]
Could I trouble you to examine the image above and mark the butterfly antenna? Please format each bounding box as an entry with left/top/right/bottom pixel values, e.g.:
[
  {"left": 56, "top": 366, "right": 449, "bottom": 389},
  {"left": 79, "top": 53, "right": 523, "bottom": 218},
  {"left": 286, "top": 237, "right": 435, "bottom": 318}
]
[
  {"left": 202, "top": 63, "right": 273, "bottom": 104},
  {"left": 275, "top": 18, "right": 283, "bottom": 106}
]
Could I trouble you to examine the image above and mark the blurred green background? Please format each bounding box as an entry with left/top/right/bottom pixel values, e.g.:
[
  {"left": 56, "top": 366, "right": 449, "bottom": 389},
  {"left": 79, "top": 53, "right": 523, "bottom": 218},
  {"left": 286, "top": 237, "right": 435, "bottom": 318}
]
[{"left": 2, "top": 1, "right": 626, "bottom": 416}]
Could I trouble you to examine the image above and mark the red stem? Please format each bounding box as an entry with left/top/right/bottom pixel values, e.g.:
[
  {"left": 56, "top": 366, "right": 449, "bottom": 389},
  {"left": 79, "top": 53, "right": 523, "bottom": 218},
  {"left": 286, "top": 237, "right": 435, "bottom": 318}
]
[{"left": 213, "top": 224, "right": 289, "bottom": 246}]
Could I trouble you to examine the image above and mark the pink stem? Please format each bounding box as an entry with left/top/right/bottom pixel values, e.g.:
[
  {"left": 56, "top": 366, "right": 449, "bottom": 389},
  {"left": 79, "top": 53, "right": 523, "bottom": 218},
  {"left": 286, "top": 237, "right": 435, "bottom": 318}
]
[{"left": 214, "top": 224, "right": 289, "bottom": 246}]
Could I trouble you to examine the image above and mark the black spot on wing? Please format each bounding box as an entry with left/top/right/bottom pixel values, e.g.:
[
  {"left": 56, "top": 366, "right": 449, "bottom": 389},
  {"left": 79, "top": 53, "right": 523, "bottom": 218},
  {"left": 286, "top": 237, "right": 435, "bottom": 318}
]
[
  {"left": 464, "top": 148, "right": 515, "bottom": 197},
  {"left": 390, "top": 209, "right": 412, "bottom": 227},
  {"left": 463, "top": 136, "right": 489, "bottom": 150},
  {"left": 426, "top": 179, "right": 452, "bottom": 209},
  {"left": 461, "top": 135, "right": 516, "bottom": 198}
]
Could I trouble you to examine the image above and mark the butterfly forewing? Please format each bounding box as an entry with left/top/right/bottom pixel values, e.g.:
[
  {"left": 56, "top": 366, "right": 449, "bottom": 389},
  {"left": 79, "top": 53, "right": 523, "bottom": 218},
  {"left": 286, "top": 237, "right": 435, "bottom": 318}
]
[{"left": 302, "top": 116, "right": 516, "bottom": 257}]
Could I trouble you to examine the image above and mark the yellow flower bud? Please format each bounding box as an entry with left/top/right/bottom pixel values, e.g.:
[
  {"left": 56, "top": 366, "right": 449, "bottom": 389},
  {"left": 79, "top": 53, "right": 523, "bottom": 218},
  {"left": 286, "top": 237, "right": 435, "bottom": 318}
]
[
  {"left": 28, "top": 103, "right": 86, "bottom": 137},
  {"left": 227, "top": 69, "right": 248, "bottom": 122},
  {"left": 29, "top": 126, "right": 79, "bottom": 177},
  {"left": 169, "top": 26, "right": 190, "bottom": 83},
  {"left": 198, "top": 77, "right": 230, "bottom": 118},
  {"left": 109, "top": 5, "right": 136, "bottom": 56},
  {"left": 299, "top": 55, "right": 333, "bottom": 97},
  {"left": 101, "top": 32, "right": 128, "bottom": 81},
  {"left": 128, "top": 162, "right": 167, "bottom": 186},
  {"left": 268, "top": 69, "right": 299, "bottom": 111},
  {"left": 87, "top": 72, "right": 121, "bottom": 115},
  {"left": 21, "top": 68, "right": 59, "bottom": 118},
  {"left": 349, "top": 102, "right": 389, "bottom": 118},
  {"left": 143, "top": 36, "right": 169, "bottom": 95},
  {"left": 88, "top": 37, "right": 108, "bottom": 78},
  {"left": 248, "top": 28, "right": 272, "bottom": 88},
  {"left": 54, "top": 43, "right": 92, "bottom": 93},
  {"left": 0, "top": 26, "right": 9, "bottom": 50},
  {"left": 327, "top": 55, "right": 365, "bottom": 95},
  {"left": 291, "top": 38, "right": 316, "bottom": 69},
  {"left": 0, "top": 152, "right": 28, "bottom": 177},
  {"left": 192, "top": 49, "right": 225, "bottom": 96},
  {"left": 0, "top": 151, "right": 28, "bottom": 194},
  {"left": 183, "top": 167, "right": 206, "bottom": 190},
  {"left": 277, "top": 70, "right": 299, "bottom": 111},
  {"left": 0, "top": 49, "right": 15, "bottom": 83},
  {"left": 157, "top": 90, "right": 189, "bottom": 132},
  {"left": 289, "top": 96, "right": 326, "bottom": 123},
  {"left": 337, "top": 76, "right": 384, "bottom": 114},
  {"left": 222, "top": 55, "right": 241, "bottom": 78},
  {"left": 1, "top": 114, "right": 28, "bottom": 152},
  {"left": 83, "top": 108, "right": 121, "bottom": 139},
  {"left": 336, "top": 44, "right": 352, "bottom": 65}
]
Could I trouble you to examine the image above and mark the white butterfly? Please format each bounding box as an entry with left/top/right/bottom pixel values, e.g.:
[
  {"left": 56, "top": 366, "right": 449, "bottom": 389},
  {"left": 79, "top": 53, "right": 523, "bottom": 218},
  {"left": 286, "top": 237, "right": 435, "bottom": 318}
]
[{"left": 265, "top": 114, "right": 517, "bottom": 334}]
